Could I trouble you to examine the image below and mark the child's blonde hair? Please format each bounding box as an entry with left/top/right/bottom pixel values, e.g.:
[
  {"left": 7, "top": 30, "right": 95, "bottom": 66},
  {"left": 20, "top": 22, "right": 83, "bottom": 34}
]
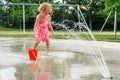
[{"left": 38, "top": 2, "right": 52, "bottom": 14}]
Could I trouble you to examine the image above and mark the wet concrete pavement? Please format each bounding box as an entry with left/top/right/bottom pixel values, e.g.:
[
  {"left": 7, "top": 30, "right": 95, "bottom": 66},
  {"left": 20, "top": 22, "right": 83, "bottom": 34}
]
[{"left": 0, "top": 38, "right": 120, "bottom": 80}]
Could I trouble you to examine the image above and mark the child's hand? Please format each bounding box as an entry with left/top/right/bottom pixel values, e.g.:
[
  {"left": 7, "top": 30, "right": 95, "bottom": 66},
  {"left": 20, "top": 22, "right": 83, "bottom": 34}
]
[{"left": 52, "top": 32, "right": 56, "bottom": 36}]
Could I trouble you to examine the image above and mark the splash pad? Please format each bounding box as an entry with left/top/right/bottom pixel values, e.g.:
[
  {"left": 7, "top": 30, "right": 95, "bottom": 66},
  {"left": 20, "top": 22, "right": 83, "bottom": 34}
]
[
  {"left": 0, "top": 3, "right": 115, "bottom": 80},
  {"left": 0, "top": 38, "right": 119, "bottom": 80}
]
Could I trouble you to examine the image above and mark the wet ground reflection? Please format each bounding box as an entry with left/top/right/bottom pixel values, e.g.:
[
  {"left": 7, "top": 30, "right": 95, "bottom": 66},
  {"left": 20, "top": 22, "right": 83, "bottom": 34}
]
[{"left": 0, "top": 38, "right": 120, "bottom": 80}]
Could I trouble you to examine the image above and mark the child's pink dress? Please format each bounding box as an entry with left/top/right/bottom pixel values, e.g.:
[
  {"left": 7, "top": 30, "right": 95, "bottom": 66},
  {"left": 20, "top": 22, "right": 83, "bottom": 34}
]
[{"left": 34, "top": 20, "right": 49, "bottom": 42}]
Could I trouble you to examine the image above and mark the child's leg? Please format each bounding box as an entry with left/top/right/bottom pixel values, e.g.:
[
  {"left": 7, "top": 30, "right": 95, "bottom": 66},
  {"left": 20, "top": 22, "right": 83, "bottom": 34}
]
[
  {"left": 33, "top": 38, "right": 40, "bottom": 49},
  {"left": 46, "top": 38, "right": 50, "bottom": 54}
]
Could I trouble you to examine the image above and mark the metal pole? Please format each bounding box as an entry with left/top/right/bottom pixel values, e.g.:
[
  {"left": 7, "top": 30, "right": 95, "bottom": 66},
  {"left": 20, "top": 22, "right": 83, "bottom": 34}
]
[
  {"left": 23, "top": 4, "right": 25, "bottom": 34},
  {"left": 77, "top": 5, "right": 96, "bottom": 40},
  {"left": 114, "top": 8, "right": 117, "bottom": 39},
  {"left": 99, "top": 11, "right": 112, "bottom": 34}
]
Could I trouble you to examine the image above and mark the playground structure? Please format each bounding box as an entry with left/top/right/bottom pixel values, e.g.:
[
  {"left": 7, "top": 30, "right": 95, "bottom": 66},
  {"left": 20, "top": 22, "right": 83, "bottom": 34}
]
[{"left": 99, "top": 8, "right": 118, "bottom": 39}]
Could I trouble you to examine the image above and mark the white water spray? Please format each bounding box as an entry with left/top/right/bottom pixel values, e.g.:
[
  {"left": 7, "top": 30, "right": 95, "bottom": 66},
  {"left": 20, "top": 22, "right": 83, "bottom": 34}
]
[
  {"left": 77, "top": 5, "right": 111, "bottom": 79},
  {"left": 51, "top": 5, "right": 111, "bottom": 79}
]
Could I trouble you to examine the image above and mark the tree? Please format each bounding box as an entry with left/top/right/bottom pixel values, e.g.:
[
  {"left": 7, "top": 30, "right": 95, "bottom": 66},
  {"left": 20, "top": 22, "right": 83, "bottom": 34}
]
[
  {"left": 102, "top": 0, "right": 120, "bottom": 39},
  {"left": 9, "top": 0, "right": 54, "bottom": 29},
  {"left": 102, "top": 0, "right": 120, "bottom": 22},
  {"left": 67, "top": 0, "right": 104, "bottom": 31}
]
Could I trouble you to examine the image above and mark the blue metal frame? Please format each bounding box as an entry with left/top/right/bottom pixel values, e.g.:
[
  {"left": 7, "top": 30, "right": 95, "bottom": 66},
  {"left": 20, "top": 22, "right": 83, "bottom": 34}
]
[{"left": 0, "top": 3, "right": 78, "bottom": 7}]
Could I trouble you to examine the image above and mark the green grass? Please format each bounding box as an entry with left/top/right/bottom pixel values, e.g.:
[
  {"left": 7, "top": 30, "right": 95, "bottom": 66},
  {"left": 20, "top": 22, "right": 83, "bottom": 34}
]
[
  {"left": 0, "top": 26, "right": 19, "bottom": 31},
  {"left": 94, "top": 34, "right": 120, "bottom": 42},
  {"left": 0, "top": 26, "right": 120, "bottom": 42}
]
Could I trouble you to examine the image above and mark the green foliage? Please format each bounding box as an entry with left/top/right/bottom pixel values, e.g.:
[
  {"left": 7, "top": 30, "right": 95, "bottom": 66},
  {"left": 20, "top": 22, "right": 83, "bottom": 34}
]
[
  {"left": 1, "top": 0, "right": 120, "bottom": 31},
  {"left": 67, "top": 0, "right": 105, "bottom": 30},
  {"left": 102, "top": 0, "right": 120, "bottom": 24}
]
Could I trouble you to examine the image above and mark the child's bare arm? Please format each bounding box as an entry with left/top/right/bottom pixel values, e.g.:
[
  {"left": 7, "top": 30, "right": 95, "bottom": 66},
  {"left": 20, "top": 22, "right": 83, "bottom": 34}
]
[
  {"left": 34, "top": 14, "right": 40, "bottom": 30},
  {"left": 48, "top": 15, "right": 55, "bottom": 35}
]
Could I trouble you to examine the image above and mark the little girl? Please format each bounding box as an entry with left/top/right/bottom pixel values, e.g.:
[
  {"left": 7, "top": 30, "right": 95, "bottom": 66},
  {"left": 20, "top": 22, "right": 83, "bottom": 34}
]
[{"left": 33, "top": 2, "right": 55, "bottom": 55}]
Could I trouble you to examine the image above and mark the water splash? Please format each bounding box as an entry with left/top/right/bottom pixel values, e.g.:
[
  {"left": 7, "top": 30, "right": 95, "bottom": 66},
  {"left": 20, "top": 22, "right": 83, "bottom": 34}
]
[
  {"left": 51, "top": 5, "right": 111, "bottom": 79},
  {"left": 77, "top": 6, "right": 110, "bottom": 79},
  {"left": 0, "top": 0, "right": 7, "bottom": 4}
]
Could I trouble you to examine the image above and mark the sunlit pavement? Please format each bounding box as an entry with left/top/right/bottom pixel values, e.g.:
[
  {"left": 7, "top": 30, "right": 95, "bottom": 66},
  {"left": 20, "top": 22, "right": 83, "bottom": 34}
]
[{"left": 0, "top": 38, "right": 120, "bottom": 80}]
